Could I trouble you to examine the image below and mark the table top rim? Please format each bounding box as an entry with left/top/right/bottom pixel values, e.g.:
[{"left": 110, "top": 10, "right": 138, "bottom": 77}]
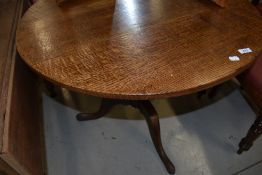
[{"left": 16, "top": 0, "right": 262, "bottom": 100}]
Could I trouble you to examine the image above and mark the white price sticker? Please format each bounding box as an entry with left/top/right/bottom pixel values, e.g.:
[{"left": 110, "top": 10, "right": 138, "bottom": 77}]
[
  {"left": 229, "top": 56, "right": 240, "bottom": 61},
  {"left": 238, "top": 48, "right": 253, "bottom": 54}
]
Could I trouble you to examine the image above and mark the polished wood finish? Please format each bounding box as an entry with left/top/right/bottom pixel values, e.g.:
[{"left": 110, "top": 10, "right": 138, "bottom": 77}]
[
  {"left": 77, "top": 99, "right": 175, "bottom": 174},
  {"left": 0, "top": 0, "right": 46, "bottom": 174},
  {"left": 16, "top": 0, "right": 262, "bottom": 100},
  {"left": 15, "top": 0, "right": 262, "bottom": 174}
]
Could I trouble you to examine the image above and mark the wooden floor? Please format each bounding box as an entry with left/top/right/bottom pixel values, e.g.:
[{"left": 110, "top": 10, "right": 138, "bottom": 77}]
[{"left": 42, "top": 82, "right": 262, "bottom": 175}]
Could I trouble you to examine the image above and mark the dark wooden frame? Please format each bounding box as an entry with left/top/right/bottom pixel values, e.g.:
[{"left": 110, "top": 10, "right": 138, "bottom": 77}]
[{"left": 0, "top": 0, "right": 46, "bottom": 174}]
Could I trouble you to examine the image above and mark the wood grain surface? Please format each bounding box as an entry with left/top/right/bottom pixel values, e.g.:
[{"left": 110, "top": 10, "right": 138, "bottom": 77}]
[
  {"left": 1, "top": 1, "right": 46, "bottom": 175},
  {"left": 0, "top": 0, "right": 23, "bottom": 151},
  {"left": 1, "top": 56, "right": 45, "bottom": 175},
  {"left": 16, "top": 0, "right": 262, "bottom": 100}
]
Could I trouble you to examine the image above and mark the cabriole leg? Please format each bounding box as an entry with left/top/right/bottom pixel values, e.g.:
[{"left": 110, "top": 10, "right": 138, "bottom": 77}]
[
  {"left": 136, "top": 101, "right": 175, "bottom": 174},
  {"left": 237, "top": 115, "right": 262, "bottom": 154}
]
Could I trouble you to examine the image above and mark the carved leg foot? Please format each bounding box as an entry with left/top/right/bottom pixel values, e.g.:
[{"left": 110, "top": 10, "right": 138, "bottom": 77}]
[
  {"left": 76, "top": 99, "right": 113, "bottom": 121},
  {"left": 136, "top": 101, "right": 175, "bottom": 174},
  {"left": 237, "top": 115, "right": 262, "bottom": 154}
]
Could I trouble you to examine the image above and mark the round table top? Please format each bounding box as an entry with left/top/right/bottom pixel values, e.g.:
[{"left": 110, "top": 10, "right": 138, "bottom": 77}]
[{"left": 17, "top": 0, "right": 262, "bottom": 100}]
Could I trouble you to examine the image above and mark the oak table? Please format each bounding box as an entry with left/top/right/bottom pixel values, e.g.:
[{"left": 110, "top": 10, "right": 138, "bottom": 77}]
[{"left": 16, "top": 0, "right": 262, "bottom": 174}]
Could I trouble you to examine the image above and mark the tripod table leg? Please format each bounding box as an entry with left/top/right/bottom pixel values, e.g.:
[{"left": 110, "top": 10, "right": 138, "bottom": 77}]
[
  {"left": 76, "top": 99, "right": 175, "bottom": 174},
  {"left": 136, "top": 101, "right": 176, "bottom": 174},
  {"left": 76, "top": 99, "right": 114, "bottom": 121},
  {"left": 237, "top": 115, "right": 262, "bottom": 154}
]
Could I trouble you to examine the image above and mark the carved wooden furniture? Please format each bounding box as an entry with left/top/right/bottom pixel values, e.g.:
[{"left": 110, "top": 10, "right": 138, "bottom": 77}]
[
  {"left": 0, "top": 0, "right": 46, "bottom": 175},
  {"left": 236, "top": 0, "right": 262, "bottom": 156},
  {"left": 237, "top": 52, "right": 262, "bottom": 154},
  {"left": 198, "top": 0, "right": 262, "bottom": 154},
  {"left": 16, "top": 0, "right": 262, "bottom": 174}
]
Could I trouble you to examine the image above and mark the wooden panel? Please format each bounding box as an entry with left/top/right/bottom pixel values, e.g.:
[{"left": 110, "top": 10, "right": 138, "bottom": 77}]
[
  {"left": 0, "top": 0, "right": 23, "bottom": 152},
  {"left": 0, "top": 158, "right": 19, "bottom": 175},
  {"left": 1, "top": 56, "right": 45, "bottom": 175},
  {"left": 0, "top": 0, "right": 46, "bottom": 175}
]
